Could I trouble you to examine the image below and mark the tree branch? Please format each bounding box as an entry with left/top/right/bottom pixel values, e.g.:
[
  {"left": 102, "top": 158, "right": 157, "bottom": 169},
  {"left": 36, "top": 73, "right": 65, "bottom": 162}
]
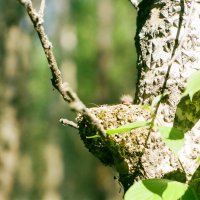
[{"left": 17, "top": 0, "right": 107, "bottom": 138}]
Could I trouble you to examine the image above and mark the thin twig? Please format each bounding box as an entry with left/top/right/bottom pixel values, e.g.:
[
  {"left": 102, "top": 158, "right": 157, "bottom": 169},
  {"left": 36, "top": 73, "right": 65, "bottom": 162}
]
[
  {"left": 17, "top": 0, "right": 107, "bottom": 138},
  {"left": 167, "top": 0, "right": 194, "bottom": 67},
  {"left": 60, "top": 118, "right": 79, "bottom": 129}
]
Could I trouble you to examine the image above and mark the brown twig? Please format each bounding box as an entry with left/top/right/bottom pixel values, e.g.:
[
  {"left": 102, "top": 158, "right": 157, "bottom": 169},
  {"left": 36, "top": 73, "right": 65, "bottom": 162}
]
[{"left": 18, "top": 0, "right": 107, "bottom": 138}]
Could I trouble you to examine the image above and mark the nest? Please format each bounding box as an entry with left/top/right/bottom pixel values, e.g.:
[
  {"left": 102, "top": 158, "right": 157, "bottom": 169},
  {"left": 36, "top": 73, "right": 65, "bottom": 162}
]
[{"left": 76, "top": 104, "right": 181, "bottom": 182}]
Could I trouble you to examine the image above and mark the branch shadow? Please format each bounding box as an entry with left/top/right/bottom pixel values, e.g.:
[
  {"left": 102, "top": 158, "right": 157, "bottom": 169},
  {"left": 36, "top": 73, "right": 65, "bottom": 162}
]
[
  {"left": 173, "top": 92, "right": 200, "bottom": 133},
  {"left": 188, "top": 165, "right": 200, "bottom": 198},
  {"left": 171, "top": 92, "right": 200, "bottom": 197}
]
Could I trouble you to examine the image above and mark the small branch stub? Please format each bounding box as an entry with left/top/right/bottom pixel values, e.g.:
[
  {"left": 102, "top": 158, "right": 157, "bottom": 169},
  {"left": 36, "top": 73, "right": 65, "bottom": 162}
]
[
  {"left": 60, "top": 118, "right": 79, "bottom": 129},
  {"left": 120, "top": 94, "right": 134, "bottom": 106},
  {"left": 39, "top": 0, "right": 46, "bottom": 17}
]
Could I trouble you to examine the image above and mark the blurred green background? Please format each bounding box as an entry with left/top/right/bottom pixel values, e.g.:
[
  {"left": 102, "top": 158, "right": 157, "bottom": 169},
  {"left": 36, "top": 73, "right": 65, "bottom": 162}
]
[{"left": 0, "top": 0, "right": 137, "bottom": 199}]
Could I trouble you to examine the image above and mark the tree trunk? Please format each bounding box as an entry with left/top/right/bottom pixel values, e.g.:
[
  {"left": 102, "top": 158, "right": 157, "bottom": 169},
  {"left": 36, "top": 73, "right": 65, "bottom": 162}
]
[
  {"left": 78, "top": 0, "right": 200, "bottom": 194},
  {"left": 135, "top": 0, "right": 200, "bottom": 191}
]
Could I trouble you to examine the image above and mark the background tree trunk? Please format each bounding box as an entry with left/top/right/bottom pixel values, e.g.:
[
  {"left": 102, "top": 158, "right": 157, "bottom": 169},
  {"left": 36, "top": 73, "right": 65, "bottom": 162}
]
[{"left": 0, "top": 3, "right": 24, "bottom": 198}]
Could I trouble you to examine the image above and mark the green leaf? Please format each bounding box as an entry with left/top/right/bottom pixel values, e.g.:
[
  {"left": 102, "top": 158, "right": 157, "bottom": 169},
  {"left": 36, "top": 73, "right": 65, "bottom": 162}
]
[
  {"left": 196, "top": 156, "right": 200, "bottom": 164},
  {"left": 124, "top": 179, "right": 198, "bottom": 200},
  {"left": 106, "top": 121, "right": 151, "bottom": 134},
  {"left": 86, "top": 121, "right": 151, "bottom": 139},
  {"left": 86, "top": 135, "right": 100, "bottom": 139},
  {"left": 158, "top": 126, "right": 184, "bottom": 154},
  {"left": 141, "top": 105, "right": 152, "bottom": 110},
  {"left": 182, "top": 71, "right": 200, "bottom": 101}
]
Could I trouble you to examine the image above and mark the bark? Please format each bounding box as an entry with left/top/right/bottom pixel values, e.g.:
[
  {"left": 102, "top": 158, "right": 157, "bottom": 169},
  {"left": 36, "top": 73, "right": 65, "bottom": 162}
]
[{"left": 78, "top": 0, "right": 200, "bottom": 193}]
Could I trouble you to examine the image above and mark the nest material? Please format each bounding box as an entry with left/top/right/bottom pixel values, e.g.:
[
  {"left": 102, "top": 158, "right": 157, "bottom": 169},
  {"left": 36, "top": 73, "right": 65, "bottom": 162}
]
[{"left": 77, "top": 104, "right": 182, "bottom": 180}]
